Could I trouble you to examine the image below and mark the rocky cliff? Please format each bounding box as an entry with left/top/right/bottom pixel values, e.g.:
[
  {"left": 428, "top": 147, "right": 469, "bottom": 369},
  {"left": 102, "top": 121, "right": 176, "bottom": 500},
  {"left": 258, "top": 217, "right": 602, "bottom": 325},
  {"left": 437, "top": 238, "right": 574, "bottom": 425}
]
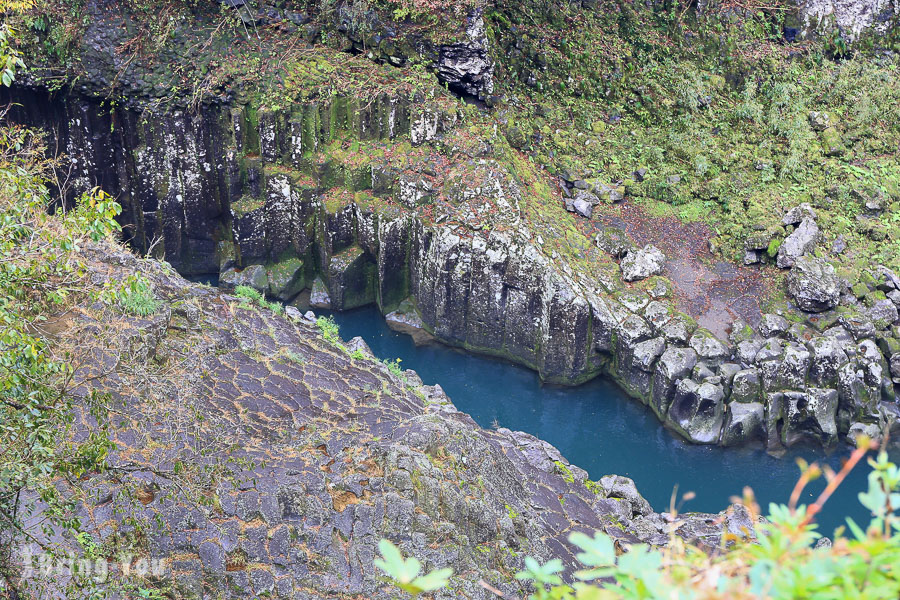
[
  {"left": 8, "top": 0, "right": 900, "bottom": 452},
  {"left": 11, "top": 238, "right": 755, "bottom": 599}
]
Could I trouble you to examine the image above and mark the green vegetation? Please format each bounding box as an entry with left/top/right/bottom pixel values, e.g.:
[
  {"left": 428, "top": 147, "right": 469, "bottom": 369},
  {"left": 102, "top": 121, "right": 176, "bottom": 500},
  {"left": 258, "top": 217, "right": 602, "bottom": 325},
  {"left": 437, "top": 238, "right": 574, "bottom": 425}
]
[
  {"left": 316, "top": 314, "right": 341, "bottom": 343},
  {"left": 235, "top": 284, "right": 284, "bottom": 314},
  {"left": 380, "top": 442, "right": 900, "bottom": 599},
  {"left": 116, "top": 274, "right": 159, "bottom": 316},
  {"left": 382, "top": 357, "right": 404, "bottom": 377},
  {"left": 374, "top": 539, "right": 453, "bottom": 596},
  {"left": 0, "top": 125, "right": 119, "bottom": 590}
]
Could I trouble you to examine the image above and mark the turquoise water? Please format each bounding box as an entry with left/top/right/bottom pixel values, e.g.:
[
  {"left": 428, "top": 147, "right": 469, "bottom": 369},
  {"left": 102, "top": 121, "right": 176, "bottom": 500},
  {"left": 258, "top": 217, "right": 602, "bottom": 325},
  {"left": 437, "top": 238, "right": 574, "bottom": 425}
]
[{"left": 323, "top": 305, "right": 899, "bottom": 537}]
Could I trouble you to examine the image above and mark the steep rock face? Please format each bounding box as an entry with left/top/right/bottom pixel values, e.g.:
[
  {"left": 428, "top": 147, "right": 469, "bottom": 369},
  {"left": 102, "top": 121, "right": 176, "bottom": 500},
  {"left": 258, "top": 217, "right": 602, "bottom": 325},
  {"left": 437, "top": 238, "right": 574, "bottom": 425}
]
[
  {"left": 13, "top": 241, "right": 753, "bottom": 599},
  {"left": 7, "top": 85, "right": 899, "bottom": 449},
  {"left": 794, "top": 0, "right": 899, "bottom": 41}
]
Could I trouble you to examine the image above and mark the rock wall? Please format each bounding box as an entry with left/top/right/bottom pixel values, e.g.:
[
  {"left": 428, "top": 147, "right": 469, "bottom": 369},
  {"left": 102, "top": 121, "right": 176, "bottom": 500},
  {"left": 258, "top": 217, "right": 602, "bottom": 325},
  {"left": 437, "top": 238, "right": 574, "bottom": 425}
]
[
  {"left": 793, "top": 0, "right": 899, "bottom": 41},
  {"left": 7, "top": 85, "right": 899, "bottom": 449}
]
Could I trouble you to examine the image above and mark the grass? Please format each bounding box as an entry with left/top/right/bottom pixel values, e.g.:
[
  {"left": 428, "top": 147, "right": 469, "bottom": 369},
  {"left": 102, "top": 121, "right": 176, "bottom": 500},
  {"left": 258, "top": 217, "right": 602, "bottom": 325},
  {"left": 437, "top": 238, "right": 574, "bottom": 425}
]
[{"left": 119, "top": 276, "right": 159, "bottom": 316}]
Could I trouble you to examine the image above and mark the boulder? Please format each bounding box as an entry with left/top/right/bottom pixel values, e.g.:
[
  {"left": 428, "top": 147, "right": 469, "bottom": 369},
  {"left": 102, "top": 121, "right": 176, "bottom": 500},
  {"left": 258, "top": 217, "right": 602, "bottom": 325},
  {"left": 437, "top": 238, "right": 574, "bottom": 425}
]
[
  {"left": 777, "top": 217, "right": 819, "bottom": 268},
  {"left": 220, "top": 264, "right": 268, "bottom": 292},
  {"left": 787, "top": 256, "right": 841, "bottom": 312},
  {"left": 868, "top": 299, "right": 899, "bottom": 328},
  {"left": 782, "top": 202, "right": 817, "bottom": 225},
  {"left": 650, "top": 347, "right": 698, "bottom": 418},
  {"left": 309, "top": 277, "right": 332, "bottom": 309},
  {"left": 621, "top": 245, "right": 665, "bottom": 282},
  {"left": 572, "top": 197, "right": 593, "bottom": 218},
  {"left": 666, "top": 379, "right": 726, "bottom": 444},
  {"left": 720, "top": 402, "right": 766, "bottom": 446},
  {"left": 731, "top": 368, "right": 761, "bottom": 402},
  {"left": 758, "top": 313, "right": 789, "bottom": 338},
  {"left": 632, "top": 337, "right": 666, "bottom": 372},
  {"left": 598, "top": 475, "right": 653, "bottom": 517},
  {"left": 782, "top": 388, "right": 839, "bottom": 446},
  {"left": 689, "top": 330, "right": 729, "bottom": 362},
  {"left": 595, "top": 226, "right": 635, "bottom": 258},
  {"left": 806, "top": 336, "right": 848, "bottom": 386}
]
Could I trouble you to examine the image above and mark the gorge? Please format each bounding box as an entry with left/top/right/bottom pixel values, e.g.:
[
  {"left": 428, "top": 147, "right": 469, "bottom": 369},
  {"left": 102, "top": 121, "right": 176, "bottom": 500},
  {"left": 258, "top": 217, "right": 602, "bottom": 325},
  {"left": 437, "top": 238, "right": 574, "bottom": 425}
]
[{"left": 3, "top": 0, "right": 900, "bottom": 597}]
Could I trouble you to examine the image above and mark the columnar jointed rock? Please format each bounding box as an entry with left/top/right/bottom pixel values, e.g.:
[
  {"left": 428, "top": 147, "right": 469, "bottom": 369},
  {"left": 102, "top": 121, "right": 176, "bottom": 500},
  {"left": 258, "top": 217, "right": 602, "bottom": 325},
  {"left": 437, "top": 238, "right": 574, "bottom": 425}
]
[
  {"left": 621, "top": 245, "right": 666, "bottom": 282},
  {"left": 787, "top": 256, "right": 842, "bottom": 312},
  {"left": 16, "top": 241, "right": 758, "bottom": 600}
]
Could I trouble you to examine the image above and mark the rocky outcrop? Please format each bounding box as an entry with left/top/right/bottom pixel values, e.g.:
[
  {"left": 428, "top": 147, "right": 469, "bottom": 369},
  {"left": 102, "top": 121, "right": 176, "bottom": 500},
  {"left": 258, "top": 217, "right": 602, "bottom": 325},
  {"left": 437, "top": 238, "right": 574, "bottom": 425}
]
[
  {"left": 11, "top": 241, "right": 756, "bottom": 599},
  {"left": 7, "top": 80, "right": 899, "bottom": 449},
  {"left": 793, "top": 0, "right": 899, "bottom": 42}
]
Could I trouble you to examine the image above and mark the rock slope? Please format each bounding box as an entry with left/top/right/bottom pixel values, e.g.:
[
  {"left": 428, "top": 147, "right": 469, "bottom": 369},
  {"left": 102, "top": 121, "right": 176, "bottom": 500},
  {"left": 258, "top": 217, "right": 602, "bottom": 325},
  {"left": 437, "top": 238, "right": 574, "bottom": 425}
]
[{"left": 12, "top": 241, "right": 753, "bottom": 599}]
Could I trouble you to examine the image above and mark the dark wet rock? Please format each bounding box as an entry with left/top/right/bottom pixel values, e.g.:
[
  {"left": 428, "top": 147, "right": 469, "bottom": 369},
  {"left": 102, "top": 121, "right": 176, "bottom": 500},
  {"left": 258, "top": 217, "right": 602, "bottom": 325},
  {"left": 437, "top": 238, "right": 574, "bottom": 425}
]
[
  {"left": 436, "top": 11, "right": 493, "bottom": 98},
  {"left": 787, "top": 256, "right": 841, "bottom": 312}
]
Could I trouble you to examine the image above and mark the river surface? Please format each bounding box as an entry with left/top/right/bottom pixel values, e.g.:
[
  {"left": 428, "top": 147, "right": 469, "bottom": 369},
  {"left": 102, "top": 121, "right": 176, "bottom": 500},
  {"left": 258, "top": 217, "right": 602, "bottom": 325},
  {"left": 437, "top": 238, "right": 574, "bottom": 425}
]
[{"left": 322, "top": 305, "right": 900, "bottom": 538}]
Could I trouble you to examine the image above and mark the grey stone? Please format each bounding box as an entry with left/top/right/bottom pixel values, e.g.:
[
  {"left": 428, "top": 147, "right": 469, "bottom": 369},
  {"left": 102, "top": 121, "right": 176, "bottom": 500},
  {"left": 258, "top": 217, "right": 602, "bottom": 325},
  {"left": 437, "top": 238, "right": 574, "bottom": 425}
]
[
  {"left": 782, "top": 202, "right": 817, "bottom": 225},
  {"left": 632, "top": 337, "right": 666, "bottom": 372},
  {"left": 595, "top": 226, "right": 635, "bottom": 259},
  {"left": 787, "top": 256, "right": 841, "bottom": 312},
  {"left": 572, "top": 197, "right": 593, "bottom": 218},
  {"left": 806, "top": 336, "right": 847, "bottom": 386},
  {"left": 689, "top": 330, "right": 729, "bottom": 362},
  {"left": 667, "top": 379, "right": 726, "bottom": 444},
  {"left": 621, "top": 245, "right": 665, "bottom": 282},
  {"left": 731, "top": 369, "right": 761, "bottom": 402},
  {"left": 598, "top": 475, "right": 652, "bottom": 516},
  {"left": 777, "top": 217, "right": 819, "bottom": 269},
  {"left": 721, "top": 402, "right": 765, "bottom": 446},
  {"left": 309, "top": 277, "right": 332, "bottom": 309},
  {"left": 199, "top": 541, "right": 226, "bottom": 574},
  {"left": 220, "top": 264, "right": 268, "bottom": 292},
  {"left": 782, "top": 388, "right": 839, "bottom": 446},
  {"left": 759, "top": 313, "right": 789, "bottom": 338},
  {"left": 868, "top": 299, "right": 899, "bottom": 327}
]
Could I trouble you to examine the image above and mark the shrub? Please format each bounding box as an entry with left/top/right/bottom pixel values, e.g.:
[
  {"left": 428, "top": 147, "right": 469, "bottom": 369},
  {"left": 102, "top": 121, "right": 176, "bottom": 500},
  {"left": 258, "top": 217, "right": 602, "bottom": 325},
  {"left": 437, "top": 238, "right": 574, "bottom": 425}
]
[
  {"left": 0, "top": 127, "right": 119, "bottom": 592},
  {"left": 234, "top": 284, "right": 263, "bottom": 303},
  {"left": 316, "top": 315, "right": 340, "bottom": 343}
]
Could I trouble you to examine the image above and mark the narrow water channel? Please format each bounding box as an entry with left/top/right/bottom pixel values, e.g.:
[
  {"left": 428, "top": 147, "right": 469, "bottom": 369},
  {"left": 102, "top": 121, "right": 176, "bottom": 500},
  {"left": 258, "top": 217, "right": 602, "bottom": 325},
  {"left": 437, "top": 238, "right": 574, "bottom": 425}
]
[{"left": 322, "top": 305, "right": 899, "bottom": 538}]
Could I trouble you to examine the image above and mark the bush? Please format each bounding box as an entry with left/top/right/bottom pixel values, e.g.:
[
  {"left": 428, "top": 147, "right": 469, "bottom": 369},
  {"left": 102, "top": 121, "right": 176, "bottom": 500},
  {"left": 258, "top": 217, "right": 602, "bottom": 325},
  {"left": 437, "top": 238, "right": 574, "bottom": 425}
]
[
  {"left": 316, "top": 315, "right": 340, "bottom": 343},
  {"left": 0, "top": 128, "right": 119, "bottom": 591}
]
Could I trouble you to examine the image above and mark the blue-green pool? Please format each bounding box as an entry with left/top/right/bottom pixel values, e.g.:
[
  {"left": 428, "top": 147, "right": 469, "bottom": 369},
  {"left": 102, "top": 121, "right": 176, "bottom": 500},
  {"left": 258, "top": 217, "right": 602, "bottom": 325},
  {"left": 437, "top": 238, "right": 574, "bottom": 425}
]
[{"left": 323, "top": 305, "right": 898, "bottom": 537}]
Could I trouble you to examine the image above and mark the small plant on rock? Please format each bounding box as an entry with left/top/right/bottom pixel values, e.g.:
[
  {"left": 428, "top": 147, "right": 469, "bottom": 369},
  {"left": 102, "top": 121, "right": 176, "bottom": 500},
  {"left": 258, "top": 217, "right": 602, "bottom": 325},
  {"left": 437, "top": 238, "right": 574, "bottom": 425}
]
[{"left": 118, "top": 274, "right": 158, "bottom": 316}]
